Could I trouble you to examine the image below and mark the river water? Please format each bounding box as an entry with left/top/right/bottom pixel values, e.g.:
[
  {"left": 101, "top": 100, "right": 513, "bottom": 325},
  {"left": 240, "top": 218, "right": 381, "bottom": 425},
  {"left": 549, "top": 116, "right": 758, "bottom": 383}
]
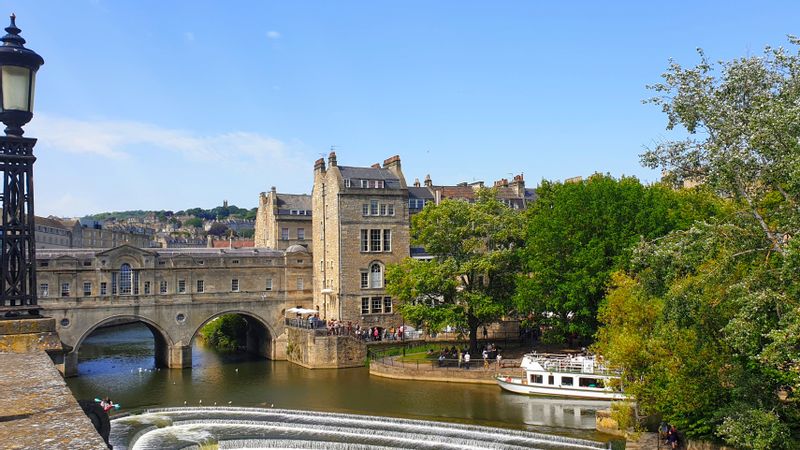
[{"left": 66, "top": 323, "right": 617, "bottom": 446}]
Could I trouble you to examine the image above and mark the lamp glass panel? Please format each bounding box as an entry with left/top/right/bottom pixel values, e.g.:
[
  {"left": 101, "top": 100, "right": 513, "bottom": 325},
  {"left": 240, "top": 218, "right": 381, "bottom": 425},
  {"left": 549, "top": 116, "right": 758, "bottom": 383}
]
[
  {"left": 1, "top": 66, "right": 31, "bottom": 111},
  {"left": 29, "top": 71, "right": 36, "bottom": 112}
]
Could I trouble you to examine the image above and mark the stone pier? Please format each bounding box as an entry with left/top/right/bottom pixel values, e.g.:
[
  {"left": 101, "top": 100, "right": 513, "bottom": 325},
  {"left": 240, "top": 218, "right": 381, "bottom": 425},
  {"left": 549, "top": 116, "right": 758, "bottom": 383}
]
[{"left": 286, "top": 326, "right": 366, "bottom": 369}]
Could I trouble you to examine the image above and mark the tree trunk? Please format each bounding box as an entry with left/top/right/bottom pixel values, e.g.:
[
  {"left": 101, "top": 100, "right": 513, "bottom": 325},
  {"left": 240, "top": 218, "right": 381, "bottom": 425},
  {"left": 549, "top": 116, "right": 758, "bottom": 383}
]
[{"left": 467, "top": 315, "right": 480, "bottom": 355}]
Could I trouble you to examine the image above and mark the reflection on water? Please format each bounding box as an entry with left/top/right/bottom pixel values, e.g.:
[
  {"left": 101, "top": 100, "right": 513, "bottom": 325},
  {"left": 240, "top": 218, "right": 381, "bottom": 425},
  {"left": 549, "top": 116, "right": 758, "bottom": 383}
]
[{"left": 66, "top": 322, "right": 613, "bottom": 442}]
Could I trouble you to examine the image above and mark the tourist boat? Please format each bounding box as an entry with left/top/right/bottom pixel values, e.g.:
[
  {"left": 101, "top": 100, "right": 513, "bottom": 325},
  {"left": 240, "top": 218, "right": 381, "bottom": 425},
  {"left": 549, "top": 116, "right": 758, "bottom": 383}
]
[{"left": 496, "top": 352, "right": 627, "bottom": 400}]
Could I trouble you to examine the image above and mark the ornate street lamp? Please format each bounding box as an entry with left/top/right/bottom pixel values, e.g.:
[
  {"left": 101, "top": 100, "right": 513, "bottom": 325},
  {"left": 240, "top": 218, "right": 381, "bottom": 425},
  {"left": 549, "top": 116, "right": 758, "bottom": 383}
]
[{"left": 0, "top": 14, "right": 44, "bottom": 318}]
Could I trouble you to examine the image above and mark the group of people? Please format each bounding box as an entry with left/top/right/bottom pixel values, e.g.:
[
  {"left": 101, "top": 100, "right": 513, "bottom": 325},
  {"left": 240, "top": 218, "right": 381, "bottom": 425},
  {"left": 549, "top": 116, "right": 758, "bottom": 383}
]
[
  {"left": 659, "top": 423, "right": 680, "bottom": 449},
  {"left": 435, "top": 345, "right": 502, "bottom": 370},
  {"left": 355, "top": 325, "right": 406, "bottom": 342}
]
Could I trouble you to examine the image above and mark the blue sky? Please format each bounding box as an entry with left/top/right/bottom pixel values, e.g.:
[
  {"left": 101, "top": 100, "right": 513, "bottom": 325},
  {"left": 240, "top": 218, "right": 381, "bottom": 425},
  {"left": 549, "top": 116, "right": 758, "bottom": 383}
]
[{"left": 3, "top": 1, "right": 799, "bottom": 216}]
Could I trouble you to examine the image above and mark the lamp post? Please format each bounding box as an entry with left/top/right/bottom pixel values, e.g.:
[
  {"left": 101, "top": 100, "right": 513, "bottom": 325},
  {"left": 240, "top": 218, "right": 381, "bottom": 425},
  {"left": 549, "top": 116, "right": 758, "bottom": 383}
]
[{"left": 0, "top": 14, "right": 44, "bottom": 318}]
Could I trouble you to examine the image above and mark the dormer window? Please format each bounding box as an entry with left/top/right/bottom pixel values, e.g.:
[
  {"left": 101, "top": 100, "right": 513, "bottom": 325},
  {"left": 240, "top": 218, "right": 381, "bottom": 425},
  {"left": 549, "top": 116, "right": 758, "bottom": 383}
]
[{"left": 361, "top": 179, "right": 369, "bottom": 188}]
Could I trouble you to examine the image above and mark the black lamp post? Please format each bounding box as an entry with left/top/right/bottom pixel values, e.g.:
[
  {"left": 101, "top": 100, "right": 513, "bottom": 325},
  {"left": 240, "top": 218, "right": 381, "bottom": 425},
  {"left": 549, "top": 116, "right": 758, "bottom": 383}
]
[{"left": 0, "top": 14, "right": 44, "bottom": 318}]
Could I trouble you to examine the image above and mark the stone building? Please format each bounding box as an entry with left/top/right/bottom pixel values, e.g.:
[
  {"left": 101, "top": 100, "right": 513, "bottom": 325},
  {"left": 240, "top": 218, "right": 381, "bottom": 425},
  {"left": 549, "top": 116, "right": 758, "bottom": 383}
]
[
  {"left": 254, "top": 187, "right": 312, "bottom": 250},
  {"left": 34, "top": 216, "right": 73, "bottom": 249},
  {"left": 311, "top": 152, "right": 410, "bottom": 329},
  {"left": 36, "top": 244, "right": 312, "bottom": 309}
]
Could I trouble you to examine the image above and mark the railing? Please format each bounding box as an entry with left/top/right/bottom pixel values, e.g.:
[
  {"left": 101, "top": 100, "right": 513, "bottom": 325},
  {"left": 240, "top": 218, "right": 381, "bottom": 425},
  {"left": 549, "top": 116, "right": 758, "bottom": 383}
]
[{"left": 369, "top": 352, "right": 523, "bottom": 375}]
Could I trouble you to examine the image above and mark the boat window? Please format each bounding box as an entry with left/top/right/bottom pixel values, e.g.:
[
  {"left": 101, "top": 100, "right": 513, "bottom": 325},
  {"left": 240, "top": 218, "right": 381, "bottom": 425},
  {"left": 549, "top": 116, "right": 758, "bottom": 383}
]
[
  {"left": 561, "top": 376, "right": 574, "bottom": 386},
  {"left": 529, "top": 374, "right": 543, "bottom": 384},
  {"left": 548, "top": 375, "right": 555, "bottom": 385},
  {"left": 579, "top": 377, "right": 604, "bottom": 388}
]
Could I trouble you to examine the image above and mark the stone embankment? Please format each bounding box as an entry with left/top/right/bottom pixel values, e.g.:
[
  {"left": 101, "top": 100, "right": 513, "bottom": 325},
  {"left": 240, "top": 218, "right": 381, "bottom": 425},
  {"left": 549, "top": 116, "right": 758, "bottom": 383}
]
[{"left": 369, "top": 355, "right": 524, "bottom": 384}]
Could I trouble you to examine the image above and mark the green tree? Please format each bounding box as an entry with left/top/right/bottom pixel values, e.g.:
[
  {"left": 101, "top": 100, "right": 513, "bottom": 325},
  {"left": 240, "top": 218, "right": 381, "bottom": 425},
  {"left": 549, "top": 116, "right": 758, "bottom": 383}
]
[
  {"left": 386, "top": 189, "right": 524, "bottom": 353},
  {"left": 207, "top": 222, "right": 229, "bottom": 237},
  {"left": 199, "top": 314, "right": 248, "bottom": 352},
  {"left": 183, "top": 217, "right": 203, "bottom": 228},
  {"left": 515, "top": 174, "right": 719, "bottom": 344},
  {"left": 596, "top": 39, "right": 800, "bottom": 447}
]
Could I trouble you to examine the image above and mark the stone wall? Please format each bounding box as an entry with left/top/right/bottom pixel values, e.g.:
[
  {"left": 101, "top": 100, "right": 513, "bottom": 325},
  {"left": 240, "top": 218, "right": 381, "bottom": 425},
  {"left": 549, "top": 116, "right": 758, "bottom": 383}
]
[
  {"left": 369, "top": 358, "right": 501, "bottom": 384},
  {"left": 286, "top": 326, "right": 366, "bottom": 369}
]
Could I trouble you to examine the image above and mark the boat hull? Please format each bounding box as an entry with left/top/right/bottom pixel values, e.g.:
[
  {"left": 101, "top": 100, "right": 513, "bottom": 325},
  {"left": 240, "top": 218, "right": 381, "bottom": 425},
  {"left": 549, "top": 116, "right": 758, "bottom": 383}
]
[{"left": 496, "top": 376, "right": 627, "bottom": 401}]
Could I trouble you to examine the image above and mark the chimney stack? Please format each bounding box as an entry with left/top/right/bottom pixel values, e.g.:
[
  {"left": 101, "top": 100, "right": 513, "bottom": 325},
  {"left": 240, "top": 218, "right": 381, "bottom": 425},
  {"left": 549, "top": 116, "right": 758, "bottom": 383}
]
[
  {"left": 328, "top": 151, "right": 337, "bottom": 167},
  {"left": 371, "top": 163, "right": 381, "bottom": 169},
  {"left": 424, "top": 174, "right": 432, "bottom": 187},
  {"left": 413, "top": 178, "right": 420, "bottom": 187},
  {"left": 314, "top": 157, "right": 326, "bottom": 172}
]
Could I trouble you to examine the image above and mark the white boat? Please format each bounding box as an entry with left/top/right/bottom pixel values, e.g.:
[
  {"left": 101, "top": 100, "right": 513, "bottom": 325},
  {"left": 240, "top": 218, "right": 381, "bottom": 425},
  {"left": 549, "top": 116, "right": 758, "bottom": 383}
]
[{"left": 497, "top": 352, "right": 627, "bottom": 400}]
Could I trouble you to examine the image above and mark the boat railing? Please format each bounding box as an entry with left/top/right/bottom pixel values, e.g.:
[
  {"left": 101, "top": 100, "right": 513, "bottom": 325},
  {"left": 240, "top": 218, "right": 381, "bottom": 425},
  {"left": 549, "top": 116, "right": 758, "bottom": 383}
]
[{"left": 526, "top": 353, "right": 621, "bottom": 376}]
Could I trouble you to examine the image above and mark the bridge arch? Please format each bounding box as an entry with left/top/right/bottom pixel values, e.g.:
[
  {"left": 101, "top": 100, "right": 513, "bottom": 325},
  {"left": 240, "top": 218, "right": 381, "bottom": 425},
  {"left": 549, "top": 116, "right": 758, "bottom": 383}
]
[
  {"left": 63, "top": 314, "right": 177, "bottom": 378},
  {"left": 191, "top": 310, "right": 276, "bottom": 360}
]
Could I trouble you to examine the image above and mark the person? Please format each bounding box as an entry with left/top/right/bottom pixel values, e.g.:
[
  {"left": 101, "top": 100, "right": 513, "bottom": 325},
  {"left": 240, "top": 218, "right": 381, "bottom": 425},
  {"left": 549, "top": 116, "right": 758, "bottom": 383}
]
[
  {"left": 438, "top": 353, "right": 445, "bottom": 367},
  {"left": 496, "top": 353, "right": 502, "bottom": 371},
  {"left": 483, "top": 326, "right": 488, "bottom": 340},
  {"left": 482, "top": 349, "right": 489, "bottom": 369},
  {"left": 100, "top": 397, "right": 115, "bottom": 413},
  {"left": 463, "top": 352, "right": 470, "bottom": 370},
  {"left": 666, "top": 425, "right": 679, "bottom": 449}
]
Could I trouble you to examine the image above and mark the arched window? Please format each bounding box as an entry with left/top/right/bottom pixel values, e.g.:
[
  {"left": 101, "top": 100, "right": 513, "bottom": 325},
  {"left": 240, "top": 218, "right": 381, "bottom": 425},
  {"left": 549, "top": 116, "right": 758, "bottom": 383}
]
[
  {"left": 370, "top": 263, "right": 383, "bottom": 288},
  {"left": 119, "top": 263, "right": 132, "bottom": 295}
]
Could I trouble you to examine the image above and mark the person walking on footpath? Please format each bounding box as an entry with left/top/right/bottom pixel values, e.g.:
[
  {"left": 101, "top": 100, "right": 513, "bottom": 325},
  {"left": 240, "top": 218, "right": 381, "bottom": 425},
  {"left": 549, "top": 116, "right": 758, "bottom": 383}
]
[
  {"left": 482, "top": 349, "right": 489, "bottom": 369},
  {"left": 463, "top": 352, "right": 470, "bottom": 370}
]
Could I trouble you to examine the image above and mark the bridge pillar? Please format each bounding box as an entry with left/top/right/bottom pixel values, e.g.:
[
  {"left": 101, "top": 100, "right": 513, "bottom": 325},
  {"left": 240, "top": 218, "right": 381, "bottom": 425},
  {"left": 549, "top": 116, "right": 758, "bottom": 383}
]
[
  {"left": 62, "top": 351, "right": 79, "bottom": 378},
  {"left": 168, "top": 344, "right": 192, "bottom": 369}
]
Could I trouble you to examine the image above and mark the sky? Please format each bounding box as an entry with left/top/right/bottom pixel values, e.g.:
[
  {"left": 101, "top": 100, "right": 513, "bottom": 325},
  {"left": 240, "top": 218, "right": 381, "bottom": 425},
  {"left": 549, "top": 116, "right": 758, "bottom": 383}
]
[{"left": 2, "top": 1, "right": 799, "bottom": 217}]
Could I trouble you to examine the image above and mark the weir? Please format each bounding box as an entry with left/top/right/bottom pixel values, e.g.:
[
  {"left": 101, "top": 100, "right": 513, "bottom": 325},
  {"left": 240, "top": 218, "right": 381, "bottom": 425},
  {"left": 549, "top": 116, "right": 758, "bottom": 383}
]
[{"left": 111, "top": 407, "right": 610, "bottom": 450}]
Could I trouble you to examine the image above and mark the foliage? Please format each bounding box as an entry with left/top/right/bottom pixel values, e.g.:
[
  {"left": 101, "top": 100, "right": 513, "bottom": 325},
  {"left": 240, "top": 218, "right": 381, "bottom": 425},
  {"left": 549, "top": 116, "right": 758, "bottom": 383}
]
[
  {"left": 610, "top": 401, "right": 638, "bottom": 435},
  {"left": 198, "top": 314, "right": 248, "bottom": 352},
  {"left": 595, "top": 39, "right": 800, "bottom": 447},
  {"left": 207, "top": 222, "right": 229, "bottom": 237},
  {"left": 183, "top": 217, "right": 203, "bottom": 228},
  {"left": 386, "top": 189, "right": 524, "bottom": 353},
  {"left": 515, "top": 174, "right": 723, "bottom": 343},
  {"left": 238, "top": 228, "right": 255, "bottom": 239}
]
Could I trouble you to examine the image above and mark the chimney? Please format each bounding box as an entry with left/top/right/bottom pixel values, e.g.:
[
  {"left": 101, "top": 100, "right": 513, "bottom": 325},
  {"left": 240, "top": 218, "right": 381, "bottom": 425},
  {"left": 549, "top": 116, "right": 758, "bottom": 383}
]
[
  {"left": 328, "top": 151, "right": 337, "bottom": 167},
  {"left": 383, "top": 155, "right": 401, "bottom": 170},
  {"left": 371, "top": 163, "right": 381, "bottom": 169},
  {"left": 509, "top": 174, "right": 525, "bottom": 196},
  {"left": 271, "top": 186, "right": 277, "bottom": 193},
  {"left": 413, "top": 178, "right": 420, "bottom": 187},
  {"left": 424, "top": 174, "right": 432, "bottom": 187},
  {"left": 314, "top": 157, "right": 326, "bottom": 172},
  {"left": 207, "top": 235, "right": 213, "bottom": 248}
]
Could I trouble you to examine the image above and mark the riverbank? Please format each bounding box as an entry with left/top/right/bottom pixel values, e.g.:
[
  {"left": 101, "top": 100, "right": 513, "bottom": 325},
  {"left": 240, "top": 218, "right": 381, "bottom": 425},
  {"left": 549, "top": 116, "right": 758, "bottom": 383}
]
[{"left": 369, "top": 354, "right": 524, "bottom": 385}]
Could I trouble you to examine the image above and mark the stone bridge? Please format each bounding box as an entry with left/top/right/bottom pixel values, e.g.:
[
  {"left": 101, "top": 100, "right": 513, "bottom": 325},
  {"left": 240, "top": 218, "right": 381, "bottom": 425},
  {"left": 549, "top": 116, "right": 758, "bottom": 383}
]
[
  {"left": 35, "top": 244, "right": 315, "bottom": 376},
  {"left": 43, "top": 292, "right": 289, "bottom": 377}
]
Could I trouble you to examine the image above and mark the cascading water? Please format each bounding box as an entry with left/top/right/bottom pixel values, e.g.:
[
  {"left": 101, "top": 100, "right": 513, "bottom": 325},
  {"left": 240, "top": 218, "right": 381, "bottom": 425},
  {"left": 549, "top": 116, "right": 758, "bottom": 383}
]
[{"left": 112, "top": 407, "right": 610, "bottom": 450}]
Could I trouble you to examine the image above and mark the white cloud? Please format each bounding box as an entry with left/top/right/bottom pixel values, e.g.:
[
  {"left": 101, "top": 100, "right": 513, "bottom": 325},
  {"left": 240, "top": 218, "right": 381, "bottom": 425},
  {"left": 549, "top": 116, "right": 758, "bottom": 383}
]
[{"left": 266, "top": 30, "right": 281, "bottom": 40}]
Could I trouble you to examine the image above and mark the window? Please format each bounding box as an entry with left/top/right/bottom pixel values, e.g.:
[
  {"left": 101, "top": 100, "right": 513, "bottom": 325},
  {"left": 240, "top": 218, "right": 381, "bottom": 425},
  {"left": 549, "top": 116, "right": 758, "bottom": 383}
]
[
  {"left": 265, "top": 278, "right": 273, "bottom": 291},
  {"left": 371, "top": 296, "right": 382, "bottom": 313},
  {"left": 231, "top": 279, "right": 240, "bottom": 292},
  {"left": 61, "top": 282, "right": 70, "bottom": 297},
  {"left": 83, "top": 282, "right": 91, "bottom": 296},
  {"left": 361, "top": 297, "right": 370, "bottom": 314},
  {"left": 361, "top": 179, "right": 369, "bottom": 188},
  {"left": 296, "top": 277, "right": 304, "bottom": 290},
  {"left": 297, "top": 228, "right": 305, "bottom": 240},
  {"left": 361, "top": 230, "right": 369, "bottom": 252},
  {"left": 370, "top": 230, "right": 381, "bottom": 252},
  {"left": 579, "top": 377, "right": 604, "bottom": 388},
  {"left": 379, "top": 204, "right": 386, "bottom": 216},
  {"left": 530, "top": 374, "right": 544, "bottom": 384},
  {"left": 40, "top": 283, "right": 48, "bottom": 297},
  {"left": 362, "top": 204, "right": 369, "bottom": 215},
  {"left": 178, "top": 280, "right": 186, "bottom": 293},
  {"left": 100, "top": 282, "right": 107, "bottom": 296},
  {"left": 281, "top": 228, "right": 289, "bottom": 240},
  {"left": 383, "top": 296, "right": 392, "bottom": 313},
  {"left": 370, "top": 200, "right": 378, "bottom": 215},
  {"left": 361, "top": 272, "right": 369, "bottom": 289},
  {"left": 83, "top": 261, "right": 91, "bottom": 267},
  {"left": 196, "top": 280, "right": 204, "bottom": 293},
  {"left": 133, "top": 272, "right": 139, "bottom": 295},
  {"left": 144, "top": 281, "right": 150, "bottom": 295},
  {"left": 119, "top": 263, "right": 132, "bottom": 295},
  {"left": 561, "top": 376, "right": 574, "bottom": 386},
  {"left": 40, "top": 261, "right": 48, "bottom": 267},
  {"left": 159, "top": 280, "right": 167, "bottom": 294},
  {"left": 387, "top": 204, "right": 395, "bottom": 216},
  {"left": 232, "top": 259, "right": 240, "bottom": 264},
  {"left": 111, "top": 273, "right": 117, "bottom": 295},
  {"left": 158, "top": 260, "right": 166, "bottom": 266},
  {"left": 197, "top": 260, "right": 204, "bottom": 265},
  {"left": 548, "top": 375, "right": 555, "bottom": 385},
  {"left": 383, "top": 230, "right": 392, "bottom": 252},
  {"left": 370, "top": 263, "right": 383, "bottom": 288},
  {"left": 345, "top": 178, "right": 351, "bottom": 188}
]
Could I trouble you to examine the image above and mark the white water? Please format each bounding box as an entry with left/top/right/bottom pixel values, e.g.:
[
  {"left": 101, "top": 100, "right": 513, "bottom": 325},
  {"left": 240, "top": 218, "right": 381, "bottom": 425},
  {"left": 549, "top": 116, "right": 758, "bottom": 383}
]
[{"left": 111, "top": 407, "right": 609, "bottom": 450}]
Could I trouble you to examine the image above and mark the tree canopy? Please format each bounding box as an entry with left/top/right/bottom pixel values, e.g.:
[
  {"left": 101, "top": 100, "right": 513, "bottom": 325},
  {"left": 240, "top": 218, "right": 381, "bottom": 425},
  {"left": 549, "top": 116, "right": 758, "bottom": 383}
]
[
  {"left": 515, "top": 174, "right": 723, "bottom": 344},
  {"left": 386, "top": 189, "right": 524, "bottom": 353},
  {"left": 596, "top": 40, "right": 800, "bottom": 448}
]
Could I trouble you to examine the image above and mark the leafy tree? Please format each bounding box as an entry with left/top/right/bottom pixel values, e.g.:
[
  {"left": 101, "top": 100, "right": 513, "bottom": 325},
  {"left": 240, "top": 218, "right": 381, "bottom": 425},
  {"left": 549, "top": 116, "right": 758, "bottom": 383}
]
[
  {"left": 238, "top": 228, "right": 255, "bottom": 239},
  {"left": 515, "top": 174, "right": 720, "bottom": 344},
  {"left": 199, "top": 314, "right": 248, "bottom": 352},
  {"left": 183, "top": 217, "right": 203, "bottom": 228},
  {"left": 207, "top": 222, "right": 229, "bottom": 237},
  {"left": 596, "top": 39, "right": 800, "bottom": 447},
  {"left": 386, "top": 189, "right": 524, "bottom": 353}
]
